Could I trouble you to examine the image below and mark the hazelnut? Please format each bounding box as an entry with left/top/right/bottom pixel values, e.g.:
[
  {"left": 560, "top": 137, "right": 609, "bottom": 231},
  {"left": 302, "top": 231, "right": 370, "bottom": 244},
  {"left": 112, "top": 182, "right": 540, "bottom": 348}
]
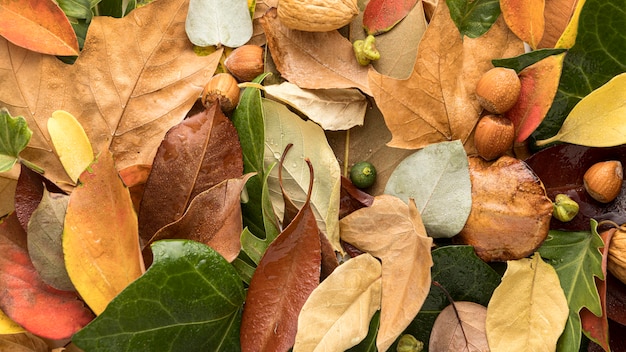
[
  {"left": 224, "top": 45, "right": 265, "bottom": 82},
  {"left": 475, "top": 67, "right": 521, "bottom": 114},
  {"left": 201, "top": 73, "right": 240, "bottom": 112},
  {"left": 474, "top": 115, "right": 515, "bottom": 161},
  {"left": 583, "top": 160, "right": 623, "bottom": 203}
]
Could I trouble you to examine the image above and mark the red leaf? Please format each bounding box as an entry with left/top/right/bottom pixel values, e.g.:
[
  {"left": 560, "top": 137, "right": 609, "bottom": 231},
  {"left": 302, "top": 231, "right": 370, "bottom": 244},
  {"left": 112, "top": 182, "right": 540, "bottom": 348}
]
[
  {"left": 0, "top": 0, "right": 79, "bottom": 56},
  {"left": 363, "top": 0, "right": 419, "bottom": 35},
  {"left": 0, "top": 213, "right": 94, "bottom": 339},
  {"left": 339, "top": 175, "right": 374, "bottom": 219}
]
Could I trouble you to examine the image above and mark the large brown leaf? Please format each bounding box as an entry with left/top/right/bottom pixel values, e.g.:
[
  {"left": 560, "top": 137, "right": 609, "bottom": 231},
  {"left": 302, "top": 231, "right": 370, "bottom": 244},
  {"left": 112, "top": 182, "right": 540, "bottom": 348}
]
[
  {"left": 0, "top": 0, "right": 222, "bottom": 188},
  {"left": 137, "top": 105, "right": 243, "bottom": 243},
  {"left": 368, "top": 0, "right": 524, "bottom": 151}
]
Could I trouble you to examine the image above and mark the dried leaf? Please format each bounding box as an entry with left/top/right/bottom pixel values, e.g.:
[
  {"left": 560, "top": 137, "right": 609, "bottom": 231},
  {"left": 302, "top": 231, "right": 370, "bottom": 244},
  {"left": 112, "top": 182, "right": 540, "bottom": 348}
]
[
  {"left": 538, "top": 0, "right": 579, "bottom": 48},
  {"left": 340, "top": 195, "right": 433, "bottom": 351},
  {"left": 260, "top": 8, "right": 371, "bottom": 95},
  {"left": 362, "top": 0, "right": 418, "bottom": 35},
  {"left": 63, "top": 149, "right": 143, "bottom": 315},
  {"left": 294, "top": 253, "right": 382, "bottom": 350},
  {"left": 138, "top": 105, "right": 243, "bottom": 243},
  {"left": 0, "top": 0, "right": 79, "bottom": 55},
  {"left": 264, "top": 83, "right": 368, "bottom": 131},
  {"left": 500, "top": 0, "right": 545, "bottom": 49},
  {"left": 185, "top": 0, "right": 253, "bottom": 47},
  {"left": 0, "top": 0, "right": 222, "bottom": 188},
  {"left": 47, "top": 110, "right": 94, "bottom": 183},
  {"left": 0, "top": 168, "right": 17, "bottom": 218},
  {"left": 0, "top": 332, "right": 49, "bottom": 352},
  {"left": 339, "top": 176, "right": 374, "bottom": 219},
  {"left": 486, "top": 253, "right": 569, "bottom": 352},
  {"left": 368, "top": 0, "right": 523, "bottom": 151},
  {"left": 429, "top": 302, "right": 489, "bottom": 352}
]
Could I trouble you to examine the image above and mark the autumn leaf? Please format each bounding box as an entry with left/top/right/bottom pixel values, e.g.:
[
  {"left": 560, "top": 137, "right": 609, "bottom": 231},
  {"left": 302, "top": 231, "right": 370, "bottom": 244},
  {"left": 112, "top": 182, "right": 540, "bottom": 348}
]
[
  {"left": 63, "top": 148, "right": 143, "bottom": 315},
  {"left": 0, "top": 0, "right": 222, "bottom": 188},
  {"left": 47, "top": 110, "right": 94, "bottom": 183},
  {"left": 340, "top": 195, "right": 433, "bottom": 351},
  {"left": 0, "top": 308, "right": 23, "bottom": 334},
  {"left": 500, "top": 0, "right": 545, "bottom": 49},
  {"left": 362, "top": 0, "right": 418, "bottom": 35},
  {"left": 537, "top": 0, "right": 578, "bottom": 48},
  {"left": 429, "top": 302, "right": 489, "bottom": 351},
  {"left": 368, "top": 0, "right": 523, "bottom": 151},
  {"left": 0, "top": 332, "right": 49, "bottom": 352},
  {"left": 486, "top": 253, "right": 569, "bottom": 351},
  {"left": 0, "top": 0, "right": 79, "bottom": 56}
]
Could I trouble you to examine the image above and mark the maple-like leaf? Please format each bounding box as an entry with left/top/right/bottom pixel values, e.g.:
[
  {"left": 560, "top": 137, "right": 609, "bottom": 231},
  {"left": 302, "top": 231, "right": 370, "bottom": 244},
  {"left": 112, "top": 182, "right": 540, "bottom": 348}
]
[
  {"left": 368, "top": 0, "right": 523, "bottom": 151},
  {"left": 0, "top": 0, "right": 222, "bottom": 188}
]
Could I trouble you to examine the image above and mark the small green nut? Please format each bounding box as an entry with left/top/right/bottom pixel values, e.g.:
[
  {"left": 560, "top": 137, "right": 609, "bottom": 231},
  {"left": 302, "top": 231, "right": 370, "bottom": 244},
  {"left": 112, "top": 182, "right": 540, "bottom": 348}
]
[
  {"left": 353, "top": 35, "right": 380, "bottom": 66},
  {"left": 552, "top": 194, "right": 579, "bottom": 222},
  {"left": 350, "top": 161, "right": 377, "bottom": 189},
  {"left": 396, "top": 334, "right": 424, "bottom": 352}
]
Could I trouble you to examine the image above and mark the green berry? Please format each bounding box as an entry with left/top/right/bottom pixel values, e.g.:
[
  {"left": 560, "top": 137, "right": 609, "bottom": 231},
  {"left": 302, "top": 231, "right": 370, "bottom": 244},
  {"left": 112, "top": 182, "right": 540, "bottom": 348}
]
[{"left": 350, "top": 161, "right": 377, "bottom": 189}]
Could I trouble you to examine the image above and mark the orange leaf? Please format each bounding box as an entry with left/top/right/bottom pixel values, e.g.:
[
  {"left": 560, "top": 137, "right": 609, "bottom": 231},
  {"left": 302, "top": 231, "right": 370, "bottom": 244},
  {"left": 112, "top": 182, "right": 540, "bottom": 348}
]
[
  {"left": 63, "top": 149, "right": 144, "bottom": 315},
  {"left": 0, "top": 0, "right": 78, "bottom": 56},
  {"left": 501, "top": 0, "right": 546, "bottom": 49}
]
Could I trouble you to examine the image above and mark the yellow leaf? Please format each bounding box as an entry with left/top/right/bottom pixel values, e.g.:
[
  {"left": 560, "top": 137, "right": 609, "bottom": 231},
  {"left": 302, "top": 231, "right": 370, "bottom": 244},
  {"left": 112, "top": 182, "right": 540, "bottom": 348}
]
[
  {"left": 486, "top": 253, "right": 569, "bottom": 352},
  {"left": 536, "top": 73, "right": 626, "bottom": 147},
  {"left": 0, "top": 308, "right": 23, "bottom": 334},
  {"left": 294, "top": 253, "right": 382, "bottom": 351},
  {"left": 555, "top": 0, "right": 587, "bottom": 49},
  {"left": 47, "top": 110, "right": 94, "bottom": 183}
]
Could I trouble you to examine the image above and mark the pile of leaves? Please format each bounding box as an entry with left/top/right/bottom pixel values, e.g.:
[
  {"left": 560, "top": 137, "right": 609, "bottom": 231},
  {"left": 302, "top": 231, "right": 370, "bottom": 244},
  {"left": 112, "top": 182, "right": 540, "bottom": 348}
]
[{"left": 0, "top": 0, "right": 625, "bottom": 351}]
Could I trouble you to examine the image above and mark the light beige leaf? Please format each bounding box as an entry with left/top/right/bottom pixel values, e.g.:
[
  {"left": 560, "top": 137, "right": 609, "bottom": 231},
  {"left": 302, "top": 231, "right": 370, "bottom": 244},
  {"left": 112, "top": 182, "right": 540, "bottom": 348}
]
[
  {"left": 486, "top": 253, "right": 569, "bottom": 352},
  {"left": 0, "top": 166, "right": 18, "bottom": 217},
  {"left": 264, "top": 82, "right": 367, "bottom": 130},
  {"left": 0, "top": 0, "right": 222, "bottom": 188},
  {"left": 263, "top": 98, "right": 342, "bottom": 251},
  {"left": 340, "top": 195, "right": 433, "bottom": 351},
  {"left": 294, "top": 253, "right": 382, "bottom": 351},
  {"left": 429, "top": 302, "right": 489, "bottom": 352}
]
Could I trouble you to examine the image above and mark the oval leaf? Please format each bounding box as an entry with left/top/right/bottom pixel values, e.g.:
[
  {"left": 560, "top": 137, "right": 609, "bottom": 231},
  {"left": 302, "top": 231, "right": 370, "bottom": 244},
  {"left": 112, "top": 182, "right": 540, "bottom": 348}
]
[
  {"left": 73, "top": 240, "right": 245, "bottom": 352},
  {"left": 363, "top": 0, "right": 418, "bottom": 35},
  {"left": 429, "top": 302, "right": 489, "bottom": 351},
  {"left": 185, "top": 0, "right": 253, "bottom": 47},
  {"left": 47, "top": 110, "right": 94, "bottom": 183},
  {"left": 500, "top": 0, "right": 545, "bottom": 49},
  {"left": 384, "top": 140, "right": 471, "bottom": 238}
]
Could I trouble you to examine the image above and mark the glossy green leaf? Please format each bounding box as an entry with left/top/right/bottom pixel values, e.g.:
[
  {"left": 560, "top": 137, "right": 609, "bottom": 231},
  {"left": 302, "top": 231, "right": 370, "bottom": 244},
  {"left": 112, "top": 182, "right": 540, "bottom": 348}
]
[
  {"left": 447, "top": 0, "right": 500, "bottom": 38},
  {"left": 185, "top": 0, "right": 253, "bottom": 47},
  {"left": 0, "top": 109, "right": 31, "bottom": 173},
  {"left": 346, "top": 311, "right": 380, "bottom": 352},
  {"left": 73, "top": 240, "right": 245, "bottom": 352},
  {"left": 538, "top": 220, "right": 604, "bottom": 352},
  {"left": 532, "top": 0, "right": 626, "bottom": 144},
  {"left": 97, "top": 0, "right": 136, "bottom": 17},
  {"left": 493, "top": 48, "right": 567, "bottom": 73},
  {"left": 384, "top": 140, "right": 471, "bottom": 238},
  {"left": 57, "top": 0, "right": 99, "bottom": 20}
]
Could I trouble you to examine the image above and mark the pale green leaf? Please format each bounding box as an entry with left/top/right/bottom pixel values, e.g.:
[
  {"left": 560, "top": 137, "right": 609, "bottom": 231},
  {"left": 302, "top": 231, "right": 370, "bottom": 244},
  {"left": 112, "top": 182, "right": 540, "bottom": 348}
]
[
  {"left": 0, "top": 109, "right": 32, "bottom": 173},
  {"left": 185, "top": 0, "right": 253, "bottom": 47}
]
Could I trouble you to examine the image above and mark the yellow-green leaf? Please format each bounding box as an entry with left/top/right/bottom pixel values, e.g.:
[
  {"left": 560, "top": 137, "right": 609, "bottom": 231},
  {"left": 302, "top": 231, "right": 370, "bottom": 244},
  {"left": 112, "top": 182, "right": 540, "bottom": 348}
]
[
  {"left": 294, "top": 253, "right": 382, "bottom": 351},
  {"left": 47, "top": 110, "right": 94, "bottom": 183},
  {"left": 555, "top": 0, "right": 587, "bottom": 49},
  {"left": 536, "top": 73, "right": 626, "bottom": 147},
  {"left": 486, "top": 253, "right": 569, "bottom": 352},
  {"left": 0, "top": 308, "right": 23, "bottom": 334}
]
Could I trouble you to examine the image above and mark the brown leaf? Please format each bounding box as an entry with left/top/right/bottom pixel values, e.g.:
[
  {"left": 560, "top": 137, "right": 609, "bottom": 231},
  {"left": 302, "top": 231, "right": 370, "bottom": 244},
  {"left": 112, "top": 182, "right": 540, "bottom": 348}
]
[
  {"left": 340, "top": 195, "right": 433, "bottom": 351},
  {"left": 339, "top": 175, "right": 374, "bottom": 219},
  {"left": 368, "top": 0, "right": 523, "bottom": 151},
  {"left": 501, "top": 0, "right": 545, "bottom": 49},
  {"left": 0, "top": 332, "right": 49, "bottom": 352},
  {"left": 429, "top": 302, "right": 489, "bottom": 352},
  {"left": 137, "top": 105, "right": 243, "bottom": 243},
  {"left": 260, "top": 8, "right": 371, "bottom": 95},
  {"left": 0, "top": 0, "right": 222, "bottom": 188},
  {"left": 538, "top": 0, "right": 579, "bottom": 48},
  {"left": 456, "top": 156, "right": 553, "bottom": 262},
  {"left": 14, "top": 165, "right": 63, "bottom": 232}
]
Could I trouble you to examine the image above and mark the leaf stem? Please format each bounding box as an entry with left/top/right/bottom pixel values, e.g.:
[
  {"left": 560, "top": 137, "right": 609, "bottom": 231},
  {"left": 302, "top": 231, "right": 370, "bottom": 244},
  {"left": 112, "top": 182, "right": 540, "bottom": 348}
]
[
  {"left": 535, "top": 135, "right": 559, "bottom": 147},
  {"left": 19, "top": 158, "right": 45, "bottom": 174},
  {"left": 343, "top": 129, "right": 350, "bottom": 178}
]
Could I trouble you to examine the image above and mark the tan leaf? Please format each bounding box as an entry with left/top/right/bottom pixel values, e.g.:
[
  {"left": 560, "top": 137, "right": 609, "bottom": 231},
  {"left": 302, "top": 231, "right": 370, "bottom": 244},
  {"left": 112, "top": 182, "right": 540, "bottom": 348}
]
[
  {"left": 429, "top": 302, "right": 489, "bottom": 352},
  {"left": 538, "top": 0, "right": 579, "bottom": 48},
  {"left": 340, "top": 195, "right": 433, "bottom": 351},
  {"left": 0, "top": 0, "right": 222, "bottom": 188},
  {"left": 260, "top": 8, "right": 371, "bottom": 95},
  {"left": 294, "top": 253, "right": 382, "bottom": 351},
  {"left": 368, "top": 0, "right": 523, "bottom": 151}
]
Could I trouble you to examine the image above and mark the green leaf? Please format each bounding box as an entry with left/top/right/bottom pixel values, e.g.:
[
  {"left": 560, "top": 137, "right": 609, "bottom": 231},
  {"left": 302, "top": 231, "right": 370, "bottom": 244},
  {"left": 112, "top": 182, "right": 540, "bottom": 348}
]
[
  {"left": 0, "top": 109, "right": 32, "bottom": 173},
  {"left": 384, "top": 140, "right": 471, "bottom": 238},
  {"left": 185, "top": 0, "right": 252, "bottom": 47},
  {"left": 532, "top": 0, "right": 626, "bottom": 144},
  {"left": 447, "top": 0, "right": 500, "bottom": 38},
  {"left": 98, "top": 0, "right": 136, "bottom": 17},
  {"left": 73, "top": 240, "right": 245, "bottom": 352},
  {"left": 538, "top": 220, "right": 604, "bottom": 352},
  {"left": 492, "top": 48, "right": 567, "bottom": 73}
]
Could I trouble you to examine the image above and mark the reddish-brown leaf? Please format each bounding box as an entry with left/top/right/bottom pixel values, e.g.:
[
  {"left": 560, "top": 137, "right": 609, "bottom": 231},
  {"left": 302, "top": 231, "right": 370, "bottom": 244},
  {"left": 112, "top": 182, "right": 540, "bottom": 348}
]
[
  {"left": 607, "top": 273, "right": 626, "bottom": 325},
  {"left": 119, "top": 164, "right": 152, "bottom": 212},
  {"left": 137, "top": 105, "right": 243, "bottom": 243},
  {"left": 0, "top": 0, "right": 79, "bottom": 56},
  {"left": 339, "top": 176, "right": 375, "bottom": 219},
  {"left": 363, "top": 0, "right": 419, "bottom": 35},
  {"left": 0, "top": 213, "right": 94, "bottom": 339},
  {"left": 14, "top": 165, "right": 63, "bottom": 232},
  {"left": 500, "top": 0, "right": 546, "bottom": 49}
]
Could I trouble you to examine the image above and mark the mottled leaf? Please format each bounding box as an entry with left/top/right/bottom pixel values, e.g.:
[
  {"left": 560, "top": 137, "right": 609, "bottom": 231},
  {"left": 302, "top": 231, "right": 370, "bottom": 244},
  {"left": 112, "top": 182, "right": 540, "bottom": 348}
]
[
  {"left": 447, "top": 0, "right": 501, "bottom": 38},
  {"left": 362, "top": 0, "right": 418, "bottom": 35},
  {"left": 429, "top": 302, "right": 489, "bottom": 351},
  {"left": 0, "top": 109, "right": 31, "bottom": 173},
  {"left": 185, "top": 0, "right": 253, "bottom": 47}
]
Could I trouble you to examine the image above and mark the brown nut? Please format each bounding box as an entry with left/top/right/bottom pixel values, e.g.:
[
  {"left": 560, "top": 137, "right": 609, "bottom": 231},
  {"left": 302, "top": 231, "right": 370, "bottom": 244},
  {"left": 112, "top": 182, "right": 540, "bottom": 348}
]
[
  {"left": 475, "top": 67, "right": 521, "bottom": 114},
  {"left": 583, "top": 160, "right": 623, "bottom": 203},
  {"left": 609, "top": 227, "right": 626, "bottom": 285},
  {"left": 201, "top": 73, "right": 240, "bottom": 112},
  {"left": 225, "top": 45, "right": 264, "bottom": 82},
  {"left": 474, "top": 115, "right": 515, "bottom": 161},
  {"left": 277, "top": 0, "right": 358, "bottom": 32}
]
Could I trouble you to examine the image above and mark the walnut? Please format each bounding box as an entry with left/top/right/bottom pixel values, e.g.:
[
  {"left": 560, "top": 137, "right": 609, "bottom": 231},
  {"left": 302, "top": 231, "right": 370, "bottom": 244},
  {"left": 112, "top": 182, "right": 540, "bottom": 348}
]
[{"left": 277, "top": 0, "right": 358, "bottom": 32}]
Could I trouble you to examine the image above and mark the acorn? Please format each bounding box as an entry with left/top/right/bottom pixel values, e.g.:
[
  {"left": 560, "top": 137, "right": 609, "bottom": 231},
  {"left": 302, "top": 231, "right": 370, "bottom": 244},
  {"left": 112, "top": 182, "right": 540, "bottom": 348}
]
[
  {"left": 201, "top": 73, "right": 240, "bottom": 112},
  {"left": 224, "top": 45, "right": 265, "bottom": 82},
  {"left": 473, "top": 114, "right": 515, "bottom": 161},
  {"left": 475, "top": 67, "right": 521, "bottom": 114},
  {"left": 583, "top": 160, "right": 623, "bottom": 203}
]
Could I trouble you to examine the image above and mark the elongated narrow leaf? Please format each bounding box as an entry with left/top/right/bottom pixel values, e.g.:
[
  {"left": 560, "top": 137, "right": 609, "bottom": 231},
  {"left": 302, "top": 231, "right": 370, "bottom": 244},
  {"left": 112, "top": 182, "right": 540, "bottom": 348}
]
[
  {"left": 47, "top": 110, "right": 94, "bottom": 183},
  {"left": 63, "top": 148, "right": 143, "bottom": 315},
  {"left": 73, "top": 240, "right": 245, "bottom": 352},
  {"left": 384, "top": 140, "right": 471, "bottom": 238},
  {"left": 486, "top": 253, "right": 569, "bottom": 352},
  {"left": 295, "top": 253, "right": 382, "bottom": 350},
  {"left": 363, "top": 0, "right": 418, "bottom": 35},
  {"left": 0, "top": 109, "right": 31, "bottom": 173},
  {"left": 185, "top": 0, "right": 253, "bottom": 47},
  {"left": 0, "top": 0, "right": 79, "bottom": 55},
  {"left": 447, "top": 0, "right": 501, "bottom": 38},
  {"left": 500, "top": 0, "right": 545, "bottom": 49}
]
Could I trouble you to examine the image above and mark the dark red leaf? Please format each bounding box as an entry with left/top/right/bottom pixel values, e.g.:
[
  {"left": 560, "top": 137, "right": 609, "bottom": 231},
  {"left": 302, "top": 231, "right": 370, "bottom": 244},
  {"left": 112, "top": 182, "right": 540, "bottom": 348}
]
[
  {"left": 363, "top": 0, "right": 419, "bottom": 35},
  {"left": 607, "top": 273, "right": 626, "bottom": 326},
  {"left": 14, "top": 165, "right": 63, "bottom": 232},
  {"left": 339, "top": 175, "right": 374, "bottom": 219}
]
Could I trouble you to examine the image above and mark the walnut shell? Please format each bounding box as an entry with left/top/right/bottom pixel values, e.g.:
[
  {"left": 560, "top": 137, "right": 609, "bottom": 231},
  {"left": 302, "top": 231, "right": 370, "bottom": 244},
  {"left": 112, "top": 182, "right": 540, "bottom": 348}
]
[
  {"left": 609, "top": 228, "right": 626, "bottom": 285},
  {"left": 277, "top": 0, "right": 358, "bottom": 32}
]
